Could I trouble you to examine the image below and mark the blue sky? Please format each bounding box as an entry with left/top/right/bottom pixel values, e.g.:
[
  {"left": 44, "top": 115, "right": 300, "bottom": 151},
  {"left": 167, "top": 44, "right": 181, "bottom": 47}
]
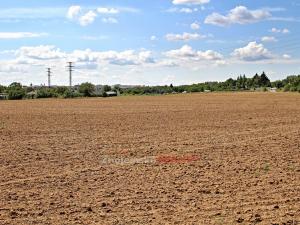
[{"left": 0, "top": 0, "right": 299, "bottom": 85}]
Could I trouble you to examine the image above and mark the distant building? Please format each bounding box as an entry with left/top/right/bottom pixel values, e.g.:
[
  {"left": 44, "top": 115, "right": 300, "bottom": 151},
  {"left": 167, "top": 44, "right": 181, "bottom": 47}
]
[
  {"left": 0, "top": 93, "right": 8, "bottom": 100},
  {"left": 106, "top": 91, "right": 118, "bottom": 97}
]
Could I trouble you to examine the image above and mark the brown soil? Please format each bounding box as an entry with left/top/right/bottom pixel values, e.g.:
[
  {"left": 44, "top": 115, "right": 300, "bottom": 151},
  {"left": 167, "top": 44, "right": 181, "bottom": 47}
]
[{"left": 0, "top": 92, "right": 299, "bottom": 225}]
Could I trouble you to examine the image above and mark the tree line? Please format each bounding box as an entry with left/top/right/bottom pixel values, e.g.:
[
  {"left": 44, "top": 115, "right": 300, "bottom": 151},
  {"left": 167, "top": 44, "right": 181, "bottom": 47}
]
[
  {"left": 0, "top": 72, "right": 299, "bottom": 100},
  {"left": 0, "top": 82, "right": 114, "bottom": 100},
  {"left": 121, "top": 72, "right": 300, "bottom": 95}
]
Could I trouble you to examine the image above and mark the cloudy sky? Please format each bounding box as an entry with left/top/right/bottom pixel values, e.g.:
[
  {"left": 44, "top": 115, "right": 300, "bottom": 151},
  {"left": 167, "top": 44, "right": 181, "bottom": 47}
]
[{"left": 0, "top": 0, "right": 299, "bottom": 86}]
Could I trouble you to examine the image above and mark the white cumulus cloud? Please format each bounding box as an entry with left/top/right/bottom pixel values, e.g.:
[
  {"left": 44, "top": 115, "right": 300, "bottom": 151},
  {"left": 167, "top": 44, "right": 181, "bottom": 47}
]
[
  {"left": 165, "top": 32, "right": 206, "bottom": 41},
  {"left": 191, "top": 22, "right": 200, "bottom": 30},
  {"left": 67, "top": 5, "right": 81, "bottom": 20},
  {"left": 66, "top": 5, "right": 138, "bottom": 26},
  {"left": 271, "top": 28, "right": 281, "bottom": 33},
  {"left": 70, "top": 49, "right": 154, "bottom": 66},
  {"left": 172, "top": 0, "right": 210, "bottom": 5},
  {"left": 270, "top": 28, "right": 290, "bottom": 34},
  {"left": 164, "top": 45, "right": 223, "bottom": 61},
  {"left": 205, "top": 6, "right": 271, "bottom": 26},
  {"left": 261, "top": 36, "right": 277, "bottom": 42},
  {"left": 97, "top": 7, "right": 119, "bottom": 14},
  {"left": 282, "top": 28, "right": 290, "bottom": 34},
  {"left": 10, "top": 45, "right": 155, "bottom": 68},
  {"left": 166, "top": 7, "right": 198, "bottom": 13},
  {"left": 16, "top": 45, "right": 66, "bottom": 61},
  {"left": 232, "top": 42, "right": 273, "bottom": 61},
  {"left": 79, "top": 10, "right": 97, "bottom": 26}
]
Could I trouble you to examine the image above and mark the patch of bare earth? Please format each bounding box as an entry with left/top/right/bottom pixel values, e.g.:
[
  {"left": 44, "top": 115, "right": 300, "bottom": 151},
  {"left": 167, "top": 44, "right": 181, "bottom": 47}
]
[{"left": 0, "top": 92, "right": 299, "bottom": 224}]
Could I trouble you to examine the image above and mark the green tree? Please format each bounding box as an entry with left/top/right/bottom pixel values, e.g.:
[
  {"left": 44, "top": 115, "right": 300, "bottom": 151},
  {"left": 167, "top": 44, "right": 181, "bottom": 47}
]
[
  {"left": 54, "top": 86, "right": 69, "bottom": 96},
  {"left": 63, "top": 89, "right": 81, "bottom": 98},
  {"left": 272, "top": 80, "right": 284, "bottom": 89},
  {"left": 7, "top": 82, "right": 25, "bottom": 100},
  {"left": 260, "top": 72, "right": 271, "bottom": 87},
  {"left": 79, "top": 82, "right": 95, "bottom": 97},
  {"left": 9, "top": 82, "right": 22, "bottom": 89},
  {"left": 252, "top": 73, "right": 261, "bottom": 88},
  {"left": 36, "top": 88, "right": 57, "bottom": 98},
  {"left": 0, "top": 85, "right": 6, "bottom": 93},
  {"left": 237, "top": 75, "right": 247, "bottom": 89},
  {"left": 102, "top": 91, "right": 108, "bottom": 97},
  {"left": 283, "top": 84, "right": 291, "bottom": 92},
  {"left": 225, "top": 78, "right": 236, "bottom": 90},
  {"left": 103, "top": 85, "right": 111, "bottom": 92}
]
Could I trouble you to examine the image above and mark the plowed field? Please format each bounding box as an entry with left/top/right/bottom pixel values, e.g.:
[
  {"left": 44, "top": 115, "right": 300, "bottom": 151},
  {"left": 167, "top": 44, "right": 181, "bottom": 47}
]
[{"left": 0, "top": 93, "right": 299, "bottom": 224}]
